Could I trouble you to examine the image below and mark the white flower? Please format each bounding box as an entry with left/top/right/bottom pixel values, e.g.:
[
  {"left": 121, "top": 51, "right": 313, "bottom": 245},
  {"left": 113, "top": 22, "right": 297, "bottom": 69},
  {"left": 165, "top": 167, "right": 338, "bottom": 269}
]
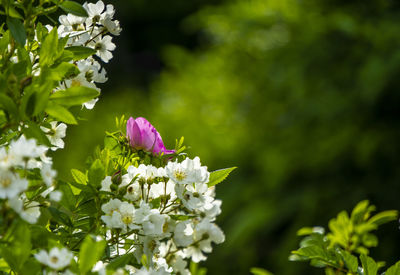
[
  {"left": 166, "top": 157, "right": 209, "bottom": 185},
  {"left": 124, "top": 181, "right": 141, "bottom": 201},
  {"left": 50, "top": 190, "right": 62, "bottom": 202},
  {"left": 170, "top": 255, "right": 190, "bottom": 275},
  {"left": 142, "top": 210, "right": 167, "bottom": 236},
  {"left": 89, "top": 35, "right": 116, "bottom": 63},
  {"left": 41, "top": 163, "right": 57, "bottom": 186},
  {"left": 0, "top": 169, "right": 28, "bottom": 199},
  {"left": 119, "top": 201, "right": 139, "bottom": 232},
  {"left": 135, "top": 266, "right": 169, "bottom": 275},
  {"left": 83, "top": 98, "right": 99, "bottom": 109},
  {"left": 101, "top": 198, "right": 121, "bottom": 215},
  {"left": 100, "top": 176, "right": 112, "bottom": 192},
  {"left": 84, "top": 1, "right": 106, "bottom": 26},
  {"left": 103, "top": 17, "right": 122, "bottom": 35},
  {"left": 174, "top": 221, "right": 194, "bottom": 247},
  {"left": 9, "top": 135, "right": 48, "bottom": 164},
  {"left": 40, "top": 122, "right": 67, "bottom": 151},
  {"left": 92, "top": 261, "right": 106, "bottom": 275},
  {"left": 175, "top": 182, "right": 208, "bottom": 211},
  {"left": 183, "top": 219, "right": 225, "bottom": 262},
  {"left": 0, "top": 147, "right": 11, "bottom": 169},
  {"left": 59, "top": 14, "right": 86, "bottom": 31},
  {"left": 101, "top": 211, "right": 123, "bottom": 229},
  {"left": 35, "top": 247, "right": 73, "bottom": 270},
  {"left": 8, "top": 197, "right": 41, "bottom": 224}
]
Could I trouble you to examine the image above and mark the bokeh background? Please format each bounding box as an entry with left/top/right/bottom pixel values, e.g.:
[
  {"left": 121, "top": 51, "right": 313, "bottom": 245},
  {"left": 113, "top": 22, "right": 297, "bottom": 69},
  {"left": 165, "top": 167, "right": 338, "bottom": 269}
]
[{"left": 52, "top": 0, "right": 400, "bottom": 274}]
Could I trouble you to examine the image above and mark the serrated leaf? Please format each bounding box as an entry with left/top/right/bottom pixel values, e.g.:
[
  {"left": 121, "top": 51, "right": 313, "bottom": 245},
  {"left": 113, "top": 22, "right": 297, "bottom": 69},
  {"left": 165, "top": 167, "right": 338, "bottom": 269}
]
[
  {"left": 59, "top": 1, "right": 88, "bottom": 17},
  {"left": 40, "top": 28, "right": 58, "bottom": 67},
  {"left": 50, "top": 86, "right": 100, "bottom": 106},
  {"left": 58, "top": 181, "right": 76, "bottom": 211},
  {"left": 337, "top": 249, "right": 358, "bottom": 273},
  {"left": 360, "top": 254, "right": 378, "bottom": 275},
  {"left": 71, "top": 169, "right": 87, "bottom": 185},
  {"left": 385, "top": 260, "right": 400, "bottom": 275},
  {"left": 65, "top": 46, "right": 96, "bottom": 60},
  {"left": 45, "top": 102, "right": 77, "bottom": 124},
  {"left": 207, "top": 167, "right": 237, "bottom": 187},
  {"left": 6, "top": 17, "right": 26, "bottom": 46},
  {"left": 79, "top": 235, "right": 106, "bottom": 274}
]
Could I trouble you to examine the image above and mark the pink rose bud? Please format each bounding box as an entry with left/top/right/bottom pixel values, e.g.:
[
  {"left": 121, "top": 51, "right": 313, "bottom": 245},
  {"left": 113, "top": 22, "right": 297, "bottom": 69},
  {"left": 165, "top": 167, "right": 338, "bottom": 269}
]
[{"left": 126, "top": 117, "right": 174, "bottom": 155}]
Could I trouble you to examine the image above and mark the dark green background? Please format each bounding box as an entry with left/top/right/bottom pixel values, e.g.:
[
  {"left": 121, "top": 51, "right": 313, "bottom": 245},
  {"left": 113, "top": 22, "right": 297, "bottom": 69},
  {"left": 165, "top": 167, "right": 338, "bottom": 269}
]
[{"left": 52, "top": 0, "right": 400, "bottom": 274}]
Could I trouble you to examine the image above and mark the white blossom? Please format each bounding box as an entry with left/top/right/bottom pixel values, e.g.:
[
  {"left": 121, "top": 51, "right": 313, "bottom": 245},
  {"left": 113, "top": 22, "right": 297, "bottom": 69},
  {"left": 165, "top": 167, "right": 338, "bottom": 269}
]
[{"left": 35, "top": 247, "right": 73, "bottom": 270}]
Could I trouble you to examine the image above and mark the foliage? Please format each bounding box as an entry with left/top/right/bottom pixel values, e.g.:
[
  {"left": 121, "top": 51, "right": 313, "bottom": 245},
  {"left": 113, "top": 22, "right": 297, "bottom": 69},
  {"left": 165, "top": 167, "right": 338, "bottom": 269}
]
[{"left": 290, "top": 201, "right": 399, "bottom": 274}]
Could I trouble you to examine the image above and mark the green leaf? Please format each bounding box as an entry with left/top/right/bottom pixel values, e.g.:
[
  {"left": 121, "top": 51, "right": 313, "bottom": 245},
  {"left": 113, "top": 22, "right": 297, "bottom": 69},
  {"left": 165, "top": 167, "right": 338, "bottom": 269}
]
[
  {"left": 207, "top": 167, "right": 237, "bottom": 187},
  {"left": 23, "top": 121, "right": 51, "bottom": 147},
  {"left": 385, "top": 260, "right": 400, "bottom": 275},
  {"left": 0, "top": 94, "right": 18, "bottom": 117},
  {"left": 65, "top": 46, "right": 96, "bottom": 60},
  {"left": 58, "top": 181, "right": 76, "bottom": 211},
  {"left": 50, "top": 86, "right": 100, "bottom": 106},
  {"left": 50, "top": 62, "right": 79, "bottom": 81},
  {"left": 360, "top": 254, "right": 378, "bottom": 275},
  {"left": 337, "top": 249, "right": 358, "bottom": 273},
  {"left": 250, "top": 267, "right": 274, "bottom": 275},
  {"left": 368, "top": 210, "right": 398, "bottom": 226},
  {"left": 0, "top": 221, "right": 31, "bottom": 272},
  {"left": 59, "top": 1, "right": 88, "bottom": 17},
  {"left": 106, "top": 253, "right": 135, "bottom": 271},
  {"left": 40, "top": 28, "right": 58, "bottom": 67},
  {"left": 45, "top": 102, "right": 77, "bottom": 124},
  {"left": 71, "top": 169, "right": 88, "bottom": 185},
  {"left": 48, "top": 207, "right": 73, "bottom": 227},
  {"left": 6, "top": 17, "right": 26, "bottom": 46},
  {"left": 79, "top": 235, "right": 106, "bottom": 274},
  {"left": 88, "top": 159, "right": 105, "bottom": 188}
]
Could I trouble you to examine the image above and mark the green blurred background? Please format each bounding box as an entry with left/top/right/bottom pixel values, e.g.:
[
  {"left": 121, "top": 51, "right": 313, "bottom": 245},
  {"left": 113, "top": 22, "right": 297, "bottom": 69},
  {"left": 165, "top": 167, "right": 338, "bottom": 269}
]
[{"left": 52, "top": 0, "right": 400, "bottom": 274}]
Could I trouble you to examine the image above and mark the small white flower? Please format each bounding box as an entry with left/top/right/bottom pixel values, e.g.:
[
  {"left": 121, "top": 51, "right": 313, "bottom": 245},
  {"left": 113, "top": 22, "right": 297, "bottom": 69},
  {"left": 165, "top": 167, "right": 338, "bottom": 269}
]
[
  {"left": 101, "top": 198, "right": 121, "bottom": 215},
  {"left": 59, "top": 14, "right": 86, "bottom": 31},
  {"left": 49, "top": 190, "right": 62, "bottom": 202},
  {"left": 119, "top": 201, "right": 139, "bottom": 232},
  {"left": 89, "top": 35, "right": 116, "bottom": 63},
  {"left": 100, "top": 176, "right": 112, "bottom": 192},
  {"left": 142, "top": 210, "right": 167, "bottom": 236},
  {"left": 174, "top": 221, "right": 194, "bottom": 247},
  {"left": 83, "top": 98, "right": 99, "bottom": 109},
  {"left": 41, "top": 163, "right": 57, "bottom": 186},
  {"left": 170, "top": 255, "right": 190, "bottom": 275},
  {"left": 40, "top": 122, "right": 67, "bottom": 151},
  {"left": 166, "top": 157, "right": 209, "bottom": 185},
  {"left": 124, "top": 181, "right": 141, "bottom": 201},
  {"left": 103, "top": 17, "right": 122, "bottom": 35},
  {"left": 9, "top": 135, "right": 48, "bottom": 164},
  {"left": 0, "top": 169, "right": 28, "bottom": 199},
  {"left": 35, "top": 247, "right": 73, "bottom": 270}
]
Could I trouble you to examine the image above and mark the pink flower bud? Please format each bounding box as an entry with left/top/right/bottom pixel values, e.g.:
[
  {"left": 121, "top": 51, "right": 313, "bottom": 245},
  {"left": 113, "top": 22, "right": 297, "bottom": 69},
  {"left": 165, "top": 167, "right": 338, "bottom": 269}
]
[{"left": 126, "top": 117, "right": 174, "bottom": 155}]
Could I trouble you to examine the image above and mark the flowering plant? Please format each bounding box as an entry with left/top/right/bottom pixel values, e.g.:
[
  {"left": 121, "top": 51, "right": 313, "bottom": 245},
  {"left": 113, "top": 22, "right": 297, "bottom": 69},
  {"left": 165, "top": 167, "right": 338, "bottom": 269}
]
[{"left": 0, "top": 1, "right": 234, "bottom": 274}]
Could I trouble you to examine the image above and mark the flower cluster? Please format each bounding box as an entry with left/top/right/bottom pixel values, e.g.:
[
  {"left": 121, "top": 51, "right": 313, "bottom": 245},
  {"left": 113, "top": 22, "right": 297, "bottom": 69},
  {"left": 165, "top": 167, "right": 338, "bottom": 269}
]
[
  {"left": 55, "top": 0, "right": 121, "bottom": 110},
  {"left": 0, "top": 135, "right": 60, "bottom": 224},
  {"left": 100, "top": 157, "right": 225, "bottom": 274}
]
